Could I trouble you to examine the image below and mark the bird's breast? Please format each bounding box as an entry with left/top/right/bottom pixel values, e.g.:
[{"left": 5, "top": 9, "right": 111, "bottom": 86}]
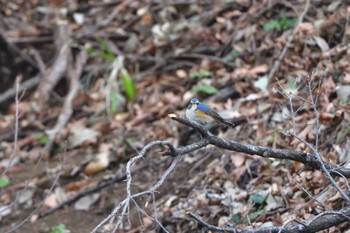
[
  {"left": 186, "top": 107, "right": 213, "bottom": 125},
  {"left": 195, "top": 110, "right": 211, "bottom": 118}
]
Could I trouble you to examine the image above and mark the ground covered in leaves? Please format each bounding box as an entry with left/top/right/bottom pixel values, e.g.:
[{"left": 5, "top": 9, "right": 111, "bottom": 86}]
[{"left": 0, "top": 0, "right": 350, "bottom": 232}]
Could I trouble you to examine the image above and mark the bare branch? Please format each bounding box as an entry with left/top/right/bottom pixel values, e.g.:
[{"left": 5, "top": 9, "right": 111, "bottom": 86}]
[
  {"left": 188, "top": 207, "right": 350, "bottom": 233},
  {"left": 187, "top": 212, "right": 238, "bottom": 232},
  {"left": 91, "top": 141, "right": 183, "bottom": 232},
  {"left": 170, "top": 115, "right": 350, "bottom": 178}
]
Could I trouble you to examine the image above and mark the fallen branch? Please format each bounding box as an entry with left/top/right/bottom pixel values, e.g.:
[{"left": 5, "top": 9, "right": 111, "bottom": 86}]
[
  {"left": 33, "top": 22, "right": 71, "bottom": 111},
  {"left": 45, "top": 48, "right": 87, "bottom": 153},
  {"left": 0, "top": 76, "right": 40, "bottom": 104}
]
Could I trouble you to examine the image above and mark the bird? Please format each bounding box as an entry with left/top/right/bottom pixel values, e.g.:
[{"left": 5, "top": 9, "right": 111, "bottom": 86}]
[{"left": 186, "top": 98, "right": 235, "bottom": 128}]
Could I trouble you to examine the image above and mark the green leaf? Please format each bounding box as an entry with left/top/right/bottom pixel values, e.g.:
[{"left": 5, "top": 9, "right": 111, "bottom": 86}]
[
  {"left": 189, "top": 70, "right": 213, "bottom": 79},
  {"left": 314, "top": 19, "right": 324, "bottom": 29},
  {"left": 53, "top": 147, "right": 63, "bottom": 155},
  {"left": 120, "top": 70, "right": 137, "bottom": 101},
  {"left": 268, "top": 135, "right": 276, "bottom": 144},
  {"left": 97, "top": 52, "right": 116, "bottom": 61},
  {"left": 249, "top": 192, "right": 269, "bottom": 206},
  {"left": 51, "top": 224, "right": 68, "bottom": 233},
  {"left": 279, "top": 16, "right": 296, "bottom": 30},
  {"left": 287, "top": 77, "right": 297, "bottom": 90},
  {"left": 231, "top": 213, "right": 241, "bottom": 223},
  {"left": 263, "top": 16, "right": 296, "bottom": 32},
  {"left": 87, "top": 49, "right": 116, "bottom": 61},
  {"left": 232, "top": 209, "right": 266, "bottom": 223},
  {"left": 97, "top": 38, "right": 114, "bottom": 56},
  {"left": 248, "top": 209, "right": 266, "bottom": 221},
  {"left": 33, "top": 132, "right": 49, "bottom": 145},
  {"left": 87, "top": 120, "right": 97, "bottom": 127},
  {"left": 191, "top": 84, "right": 218, "bottom": 94},
  {"left": 87, "top": 48, "right": 99, "bottom": 56},
  {"left": 223, "top": 50, "right": 240, "bottom": 62},
  {"left": 110, "top": 91, "right": 125, "bottom": 115},
  {"left": 340, "top": 99, "right": 348, "bottom": 105},
  {"left": 88, "top": 38, "right": 116, "bottom": 61},
  {"left": 263, "top": 20, "right": 280, "bottom": 32},
  {"left": 0, "top": 176, "right": 10, "bottom": 188}
]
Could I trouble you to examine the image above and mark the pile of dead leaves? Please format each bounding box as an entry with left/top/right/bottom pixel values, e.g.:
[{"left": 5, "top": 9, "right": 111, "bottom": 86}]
[{"left": 0, "top": 0, "right": 350, "bottom": 232}]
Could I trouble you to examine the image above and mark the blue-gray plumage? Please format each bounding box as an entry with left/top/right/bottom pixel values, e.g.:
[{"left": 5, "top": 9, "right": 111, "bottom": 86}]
[{"left": 186, "top": 98, "right": 234, "bottom": 127}]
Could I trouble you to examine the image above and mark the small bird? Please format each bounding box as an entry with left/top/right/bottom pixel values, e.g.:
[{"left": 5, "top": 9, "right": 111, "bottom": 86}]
[{"left": 186, "top": 98, "right": 234, "bottom": 128}]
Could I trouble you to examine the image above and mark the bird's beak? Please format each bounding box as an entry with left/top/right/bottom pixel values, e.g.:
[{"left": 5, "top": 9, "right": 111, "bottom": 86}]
[{"left": 187, "top": 103, "right": 192, "bottom": 109}]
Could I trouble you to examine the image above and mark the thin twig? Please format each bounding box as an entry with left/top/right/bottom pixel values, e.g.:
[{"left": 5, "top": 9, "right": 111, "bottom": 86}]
[
  {"left": 91, "top": 141, "right": 181, "bottom": 233},
  {"left": 5, "top": 146, "right": 66, "bottom": 233},
  {"left": 304, "top": 78, "right": 350, "bottom": 204},
  {"left": 187, "top": 212, "right": 238, "bottom": 232},
  {"left": 1, "top": 76, "right": 21, "bottom": 177},
  {"left": 287, "top": 172, "right": 324, "bottom": 207},
  {"left": 0, "top": 76, "right": 41, "bottom": 105},
  {"left": 39, "top": 160, "right": 164, "bottom": 217}
]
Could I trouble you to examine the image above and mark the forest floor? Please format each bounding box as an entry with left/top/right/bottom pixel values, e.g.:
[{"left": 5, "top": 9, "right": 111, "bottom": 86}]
[{"left": 0, "top": 0, "right": 350, "bottom": 232}]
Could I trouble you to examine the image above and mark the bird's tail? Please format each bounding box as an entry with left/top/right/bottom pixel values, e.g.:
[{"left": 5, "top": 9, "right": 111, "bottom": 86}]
[{"left": 220, "top": 120, "right": 235, "bottom": 128}]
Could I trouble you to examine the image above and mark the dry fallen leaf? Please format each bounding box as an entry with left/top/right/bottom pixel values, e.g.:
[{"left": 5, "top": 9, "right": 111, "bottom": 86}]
[
  {"left": 68, "top": 122, "right": 101, "bottom": 149},
  {"left": 290, "top": 124, "right": 314, "bottom": 146},
  {"left": 312, "top": 36, "right": 330, "bottom": 52},
  {"left": 74, "top": 193, "right": 100, "bottom": 211},
  {"left": 44, "top": 193, "right": 59, "bottom": 209},
  {"left": 84, "top": 152, "right": 110, "bottom": 175}
]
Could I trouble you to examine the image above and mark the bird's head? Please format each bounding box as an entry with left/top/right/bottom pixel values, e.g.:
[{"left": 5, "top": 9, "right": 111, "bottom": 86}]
[{"left": 188, "top": 98, "right": 200, "bottom": 109}]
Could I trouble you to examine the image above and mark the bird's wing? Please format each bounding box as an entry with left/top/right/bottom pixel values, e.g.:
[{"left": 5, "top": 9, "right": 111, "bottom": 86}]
[
  {"left": 197, "top": 103, "right": 223, "bottom": 120},
  {"left": 197, "top": 103, "right": 235, "bottom": 128}
]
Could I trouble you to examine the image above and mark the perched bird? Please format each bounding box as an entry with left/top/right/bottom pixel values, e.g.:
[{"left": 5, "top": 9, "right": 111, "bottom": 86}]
[{"left": 186, "top": 98, "right": 234, "bottom": 128}]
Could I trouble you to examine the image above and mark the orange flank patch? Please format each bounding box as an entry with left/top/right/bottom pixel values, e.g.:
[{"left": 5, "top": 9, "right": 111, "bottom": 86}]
[{"left": 195, "top": 110, "right": 210, "bottom": 118}]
